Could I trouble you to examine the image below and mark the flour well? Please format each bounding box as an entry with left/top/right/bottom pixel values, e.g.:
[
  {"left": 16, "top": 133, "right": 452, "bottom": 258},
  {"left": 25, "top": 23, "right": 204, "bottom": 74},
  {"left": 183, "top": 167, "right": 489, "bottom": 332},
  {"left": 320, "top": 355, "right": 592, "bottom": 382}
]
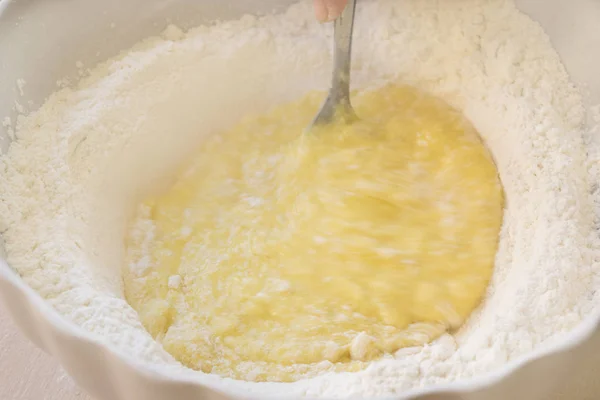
[{"left": 0, "top": 0, "right": 599, "bottom": 398}]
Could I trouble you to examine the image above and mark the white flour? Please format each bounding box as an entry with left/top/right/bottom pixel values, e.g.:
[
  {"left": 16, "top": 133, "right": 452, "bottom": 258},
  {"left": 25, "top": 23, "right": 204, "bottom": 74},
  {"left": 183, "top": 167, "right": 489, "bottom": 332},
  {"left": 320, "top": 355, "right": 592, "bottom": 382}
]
[{"left": 0, "top": 0, "right": 599, "bottom": 398}]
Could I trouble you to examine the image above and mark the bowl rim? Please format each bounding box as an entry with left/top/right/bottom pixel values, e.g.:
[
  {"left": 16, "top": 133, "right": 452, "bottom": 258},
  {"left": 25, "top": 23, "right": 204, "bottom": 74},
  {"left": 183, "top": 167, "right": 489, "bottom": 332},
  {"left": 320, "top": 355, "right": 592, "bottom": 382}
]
[{"left": 0, "top": 258, "right": 599, "bottom": 400}]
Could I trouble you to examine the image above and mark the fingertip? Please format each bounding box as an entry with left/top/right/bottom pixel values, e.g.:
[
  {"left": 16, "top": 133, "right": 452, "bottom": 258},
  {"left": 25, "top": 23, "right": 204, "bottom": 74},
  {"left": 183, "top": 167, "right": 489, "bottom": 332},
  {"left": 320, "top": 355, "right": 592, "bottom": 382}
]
[
  {"left": 314, "top": 0, "right": 329, "bottom": 23},
  {"left": 329, "top": 0, "right": 349, "bottom": 21},
  {"left": 315, "top": 0, "right": 347, "bottom": 23}
]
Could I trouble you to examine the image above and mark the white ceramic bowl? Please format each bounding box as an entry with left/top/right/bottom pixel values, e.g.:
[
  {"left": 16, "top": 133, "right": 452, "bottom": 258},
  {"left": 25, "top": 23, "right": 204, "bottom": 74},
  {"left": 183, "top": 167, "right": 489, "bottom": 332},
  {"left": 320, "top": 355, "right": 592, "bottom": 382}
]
[{"left": 1, "top": 1, "right": 600, "bottom": 399}]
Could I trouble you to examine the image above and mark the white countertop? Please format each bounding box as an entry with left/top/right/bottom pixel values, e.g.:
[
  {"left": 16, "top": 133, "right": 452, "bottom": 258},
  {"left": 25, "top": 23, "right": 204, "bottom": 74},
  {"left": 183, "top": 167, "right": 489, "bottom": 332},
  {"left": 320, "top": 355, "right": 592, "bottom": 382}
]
[{"left": 0, "top": 304, "right": 92, "bottom": 400}]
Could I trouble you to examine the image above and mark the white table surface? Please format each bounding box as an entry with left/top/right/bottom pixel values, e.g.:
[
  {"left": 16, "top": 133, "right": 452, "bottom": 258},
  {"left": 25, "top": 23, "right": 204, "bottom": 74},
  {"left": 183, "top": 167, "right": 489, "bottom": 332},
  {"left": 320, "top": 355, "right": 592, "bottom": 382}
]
[{"left": 0, "top": 303, "right": 92, "bottom": 400}]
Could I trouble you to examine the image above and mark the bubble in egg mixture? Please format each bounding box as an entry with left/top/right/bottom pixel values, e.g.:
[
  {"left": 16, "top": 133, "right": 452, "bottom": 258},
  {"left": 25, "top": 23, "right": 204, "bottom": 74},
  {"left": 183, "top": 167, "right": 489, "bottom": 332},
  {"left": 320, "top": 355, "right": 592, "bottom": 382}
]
[{"left": 124, "top": 84, "right": 504, "bottom": 382}]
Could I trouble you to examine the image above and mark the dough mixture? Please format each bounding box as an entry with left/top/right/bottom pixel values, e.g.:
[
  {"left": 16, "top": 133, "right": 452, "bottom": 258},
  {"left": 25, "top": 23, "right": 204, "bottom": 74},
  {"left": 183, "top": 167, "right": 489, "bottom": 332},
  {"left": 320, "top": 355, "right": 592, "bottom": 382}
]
[
  {"left": 124, "top": 85, "right": 503, "bottom": 381},
  {"left": 1, "top": 0, "right": 598, "bottom": 398}
]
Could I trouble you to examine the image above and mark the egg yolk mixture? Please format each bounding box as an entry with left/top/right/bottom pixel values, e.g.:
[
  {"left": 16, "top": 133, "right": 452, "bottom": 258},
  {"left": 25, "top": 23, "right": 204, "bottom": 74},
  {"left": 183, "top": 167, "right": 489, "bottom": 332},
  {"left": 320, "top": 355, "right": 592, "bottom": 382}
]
[{"left": 123, "top": 85, "right": 504, "bottom": 382}]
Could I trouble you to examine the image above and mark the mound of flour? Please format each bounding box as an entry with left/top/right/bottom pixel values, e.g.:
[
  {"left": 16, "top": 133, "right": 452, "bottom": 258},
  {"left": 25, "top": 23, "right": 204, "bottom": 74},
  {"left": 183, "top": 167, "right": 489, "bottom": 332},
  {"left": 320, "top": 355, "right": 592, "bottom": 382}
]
[{"left": 1, "top": 0, "right": 599, "bottom": 398}]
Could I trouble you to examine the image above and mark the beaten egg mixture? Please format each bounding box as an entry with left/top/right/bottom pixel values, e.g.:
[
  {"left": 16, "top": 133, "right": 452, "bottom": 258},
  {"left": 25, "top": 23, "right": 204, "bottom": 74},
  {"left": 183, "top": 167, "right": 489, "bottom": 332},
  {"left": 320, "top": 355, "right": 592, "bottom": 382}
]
[{"left": 124, "top": 85, "right": 504, "bottom": 382}]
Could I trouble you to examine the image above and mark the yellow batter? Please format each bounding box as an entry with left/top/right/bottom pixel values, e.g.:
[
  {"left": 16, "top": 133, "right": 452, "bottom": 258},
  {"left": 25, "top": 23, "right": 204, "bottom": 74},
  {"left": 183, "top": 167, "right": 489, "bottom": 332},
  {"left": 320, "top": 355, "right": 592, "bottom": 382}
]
[{"left": 124, "top": 85, "right": 504, "bottom": 382}]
